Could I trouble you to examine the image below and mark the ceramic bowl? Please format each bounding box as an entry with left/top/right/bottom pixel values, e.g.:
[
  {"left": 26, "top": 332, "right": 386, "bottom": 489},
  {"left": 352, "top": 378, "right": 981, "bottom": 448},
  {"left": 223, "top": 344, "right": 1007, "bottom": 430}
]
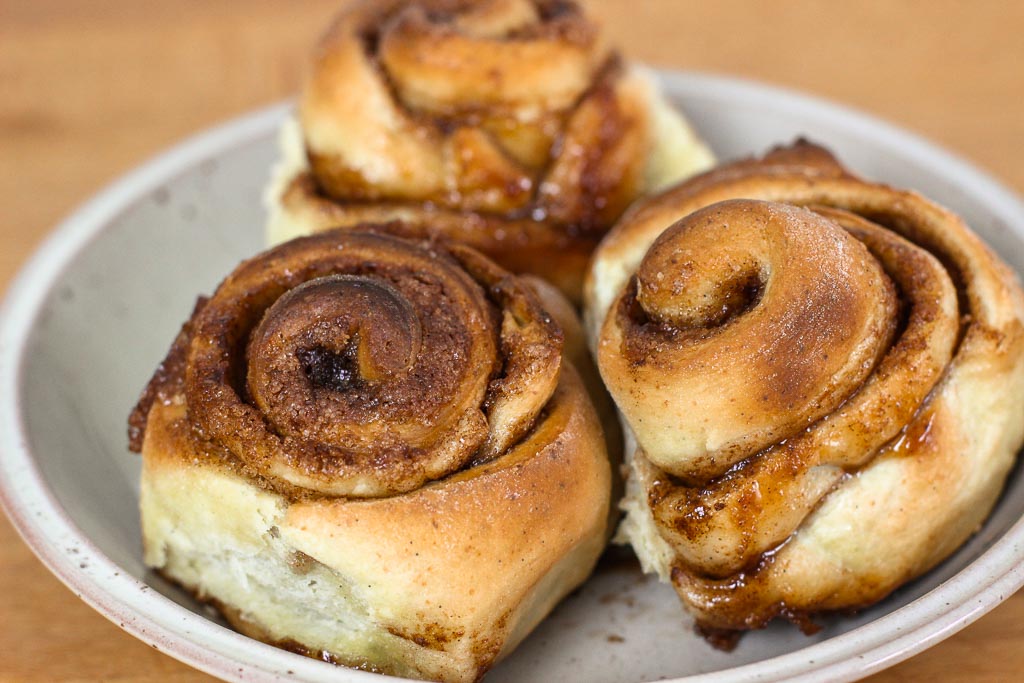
[{"left": 3, "top": 72, "right": 1024, "bottom": 683}]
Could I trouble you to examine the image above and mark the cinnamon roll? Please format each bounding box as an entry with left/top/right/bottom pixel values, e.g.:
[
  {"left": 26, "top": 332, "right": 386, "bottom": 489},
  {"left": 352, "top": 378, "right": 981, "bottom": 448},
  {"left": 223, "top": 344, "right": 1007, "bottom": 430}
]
[
  {"left": 130, "top": 230, "right": 612, "bottom": 681},
  {"left": 266, "top": 0, "right": 714, "bottom": 303},
  {"left": 585, "top": 141, "right": 1024, "bottom": 639}
]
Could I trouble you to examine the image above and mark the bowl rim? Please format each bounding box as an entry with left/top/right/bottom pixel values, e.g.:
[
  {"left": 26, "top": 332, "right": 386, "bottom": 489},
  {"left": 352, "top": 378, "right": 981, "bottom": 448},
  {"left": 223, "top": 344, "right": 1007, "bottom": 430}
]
[{"left": 2, "top": 70, "right": 1024, "bottom": 683}]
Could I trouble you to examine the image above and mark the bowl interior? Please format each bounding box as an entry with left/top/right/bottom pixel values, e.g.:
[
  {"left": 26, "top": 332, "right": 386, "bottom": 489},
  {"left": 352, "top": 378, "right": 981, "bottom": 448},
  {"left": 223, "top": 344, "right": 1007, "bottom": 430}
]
[{"left": 11, "top": 74, "right": 1024, "bottom": 683}]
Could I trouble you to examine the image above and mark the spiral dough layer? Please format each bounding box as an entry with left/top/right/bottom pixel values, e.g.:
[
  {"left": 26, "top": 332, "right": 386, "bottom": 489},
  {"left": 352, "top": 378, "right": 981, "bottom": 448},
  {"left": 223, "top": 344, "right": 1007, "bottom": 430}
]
[
  {"left": 132, "top": 230, "right": 566, "bottom": 498},
  {"left": 586, "top": 141, "right": 1024, "bottom": 635},
  {"left": 267, "top": 0, "right": 714, "bottom": 301}
]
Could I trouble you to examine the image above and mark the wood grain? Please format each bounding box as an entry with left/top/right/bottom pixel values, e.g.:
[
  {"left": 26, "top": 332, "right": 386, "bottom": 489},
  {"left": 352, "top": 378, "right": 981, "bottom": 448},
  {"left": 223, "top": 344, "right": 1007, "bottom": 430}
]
[{"left": 2, "top": 1, "right": 1023, "bottom": 681}]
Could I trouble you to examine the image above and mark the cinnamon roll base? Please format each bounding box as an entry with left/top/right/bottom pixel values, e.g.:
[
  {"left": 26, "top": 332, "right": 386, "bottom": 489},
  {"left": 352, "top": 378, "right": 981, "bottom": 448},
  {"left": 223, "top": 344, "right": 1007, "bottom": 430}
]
[{"left": 140, "top": 364, "right": 610, "bottom": 682}]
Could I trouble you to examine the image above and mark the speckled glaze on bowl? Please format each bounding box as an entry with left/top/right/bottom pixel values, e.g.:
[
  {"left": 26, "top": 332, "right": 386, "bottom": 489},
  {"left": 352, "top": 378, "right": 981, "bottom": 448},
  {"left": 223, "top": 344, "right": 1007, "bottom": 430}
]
[{"left": 2, "top": 72, "right": 1024, "bottom": 683}]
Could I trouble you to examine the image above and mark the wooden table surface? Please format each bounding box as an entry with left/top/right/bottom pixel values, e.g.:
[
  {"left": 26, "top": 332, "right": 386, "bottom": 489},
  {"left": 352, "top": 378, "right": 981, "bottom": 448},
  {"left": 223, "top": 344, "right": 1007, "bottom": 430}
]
[{"left": 3, "top": 1, "right": 1024, "bottom": 681}]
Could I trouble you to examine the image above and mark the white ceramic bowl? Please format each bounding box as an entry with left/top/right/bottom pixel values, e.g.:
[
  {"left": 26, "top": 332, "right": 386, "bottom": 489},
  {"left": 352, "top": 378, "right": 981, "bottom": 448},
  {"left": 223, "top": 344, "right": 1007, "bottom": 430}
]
[{"left": 2, "top": 72, "right": 1024, "bottom": 683}]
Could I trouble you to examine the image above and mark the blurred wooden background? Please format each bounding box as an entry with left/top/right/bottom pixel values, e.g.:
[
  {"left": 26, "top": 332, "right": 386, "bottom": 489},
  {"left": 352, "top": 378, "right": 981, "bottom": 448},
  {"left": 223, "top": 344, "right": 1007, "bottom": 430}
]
[{"left": 2, "top": 1, "right": 1023, "bottom": 681}]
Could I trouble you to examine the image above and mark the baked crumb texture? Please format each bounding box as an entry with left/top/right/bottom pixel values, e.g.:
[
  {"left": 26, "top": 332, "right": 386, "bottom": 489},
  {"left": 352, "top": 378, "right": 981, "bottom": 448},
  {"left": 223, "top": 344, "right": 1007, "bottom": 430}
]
[{"left": 585, "top": 140, "right": 1024, "bottom": 640}]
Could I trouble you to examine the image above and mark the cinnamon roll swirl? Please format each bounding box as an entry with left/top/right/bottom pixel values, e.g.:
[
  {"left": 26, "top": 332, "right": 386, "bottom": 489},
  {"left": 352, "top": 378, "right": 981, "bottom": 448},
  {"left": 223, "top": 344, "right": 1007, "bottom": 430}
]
[
  {"left": 266, "top": 0, "right": 714, "bottom": 302},
  {"left": 130, "top": 230, "right": 611, "bottom": 681},
  {"left": 585, "top": 141, "right": 1024, "bottom": 638}
]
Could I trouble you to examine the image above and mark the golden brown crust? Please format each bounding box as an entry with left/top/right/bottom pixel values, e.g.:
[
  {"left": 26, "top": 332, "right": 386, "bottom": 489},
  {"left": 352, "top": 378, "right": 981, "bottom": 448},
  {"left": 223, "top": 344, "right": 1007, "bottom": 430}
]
[
  {"left": 586, "top": 141, "right": 1024, "bottom": 634},
  {"left": 608, "top": 199, "right": 903, "bottom": 485},
  {"left": 270, "top": 0, "right": 714, "bottom": 302},
  {"left": 301, "top": 0, "right": 633, "bottom": 218},
  {"left": 134, "top": 229, "right": 611, "bottom": 681}
]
